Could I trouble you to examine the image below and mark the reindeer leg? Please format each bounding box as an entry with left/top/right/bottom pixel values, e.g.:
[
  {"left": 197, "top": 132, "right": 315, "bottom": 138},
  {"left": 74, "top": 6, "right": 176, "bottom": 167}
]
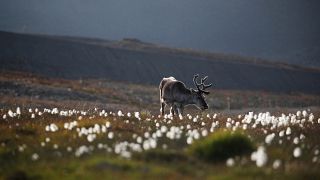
[
  {"left": 170, "top": 107, "right": 174, "bottom": 116},
  {"left": 160, "top": 102, "right": 165, "bottom": 116},
  {"left": 178, "top": 105, "right": 184, "bottom": 116},
  {"left": 176, "top": 104, "right": 184, "bottom": 119},
  {"left": 171, "top": 104, "right": 180, "bottom": 118},
  {"left": 170, "top": 104, "right": 175, "bottom": 116},
  {"left": 160, "top": 88, "right": 165, "bottom": 116},
  {"left": 173, "top": 104, "right": 179, "bottom": 116}
]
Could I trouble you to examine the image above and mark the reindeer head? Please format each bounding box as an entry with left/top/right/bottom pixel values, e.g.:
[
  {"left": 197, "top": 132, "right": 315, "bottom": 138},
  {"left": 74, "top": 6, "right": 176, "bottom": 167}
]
[{"left": 191, "top": 74, "right": 212, "bottom": 110}]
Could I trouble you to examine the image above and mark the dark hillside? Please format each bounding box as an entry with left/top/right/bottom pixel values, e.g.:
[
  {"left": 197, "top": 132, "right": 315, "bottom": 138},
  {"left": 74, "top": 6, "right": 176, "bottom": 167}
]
[{"left": 1, "top": 31, "right": 320, "bottom": 94}]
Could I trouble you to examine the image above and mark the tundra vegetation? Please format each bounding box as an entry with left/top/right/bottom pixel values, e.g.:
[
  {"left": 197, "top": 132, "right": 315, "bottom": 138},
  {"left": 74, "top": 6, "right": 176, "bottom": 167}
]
[
  {"left": 1, "top": 72, "right": 320, "bottom": 179},
  {"left": 1, "top": 106, "right": 320, "bottom": 179}
]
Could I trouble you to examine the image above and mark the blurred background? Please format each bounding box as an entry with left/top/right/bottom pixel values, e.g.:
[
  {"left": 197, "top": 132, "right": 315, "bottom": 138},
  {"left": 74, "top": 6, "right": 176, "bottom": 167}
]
[{"left": 1, "top": 0, "right": 320, "bottom": 67}]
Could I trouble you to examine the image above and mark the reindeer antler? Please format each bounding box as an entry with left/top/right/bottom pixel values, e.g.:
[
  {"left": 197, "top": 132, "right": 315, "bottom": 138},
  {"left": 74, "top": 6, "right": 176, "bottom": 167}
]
[{"left": 193, "top": 74, "right": 212, "bottom": 94}]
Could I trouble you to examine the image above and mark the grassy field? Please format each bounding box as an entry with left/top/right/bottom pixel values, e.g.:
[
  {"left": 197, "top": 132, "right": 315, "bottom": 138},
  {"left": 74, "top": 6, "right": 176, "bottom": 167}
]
[
  {"left": 1, "top": 71, "right": 320, "bottom": 179},
  {"left": 1, "top": 106, "right": 320, "bottom": 179}
]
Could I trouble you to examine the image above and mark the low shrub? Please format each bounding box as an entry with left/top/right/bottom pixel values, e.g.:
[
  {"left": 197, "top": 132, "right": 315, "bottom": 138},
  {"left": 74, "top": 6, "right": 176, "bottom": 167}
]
[{"left": 188, "top": 130, "right": 255, "bottom": 162}]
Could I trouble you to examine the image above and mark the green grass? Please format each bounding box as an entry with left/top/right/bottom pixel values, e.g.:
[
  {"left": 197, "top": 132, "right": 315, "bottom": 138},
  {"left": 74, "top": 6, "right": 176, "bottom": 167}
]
[{"left": 188, "top": 130, "right": 255, "bottom": 162}]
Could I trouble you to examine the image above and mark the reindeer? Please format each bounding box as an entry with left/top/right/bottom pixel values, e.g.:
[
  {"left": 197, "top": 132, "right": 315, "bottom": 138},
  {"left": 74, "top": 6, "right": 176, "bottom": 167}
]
[{"left": 159, "top": 74, "right": 212, "bottom": 117}]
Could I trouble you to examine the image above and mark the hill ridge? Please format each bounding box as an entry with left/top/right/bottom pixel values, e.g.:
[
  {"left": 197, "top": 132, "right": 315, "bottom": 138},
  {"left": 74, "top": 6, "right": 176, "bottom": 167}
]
[
  {"left": 1, "top": 30, "right": 320, "bottom": 94},
  {"left": 3, "top": 30, "right": 319, "bottom": 72}
]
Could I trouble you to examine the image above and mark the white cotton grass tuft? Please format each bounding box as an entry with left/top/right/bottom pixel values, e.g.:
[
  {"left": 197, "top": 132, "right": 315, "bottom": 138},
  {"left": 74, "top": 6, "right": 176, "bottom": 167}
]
[
  {"left": 309, "top": 113, "right": 314, "bottom": 123},
  {"left": 201, "top": 129, "right": 208, "bottom": 137},
  {"left": 285, "top": 127, "right": 291, "bottom": 135},
  {"left": 108, "top": 132, "right": 114, "bottom": 139},
  {"left": 160, "top": 125, "right": 168, "bottom": 133},
  {"left": 143, "top": 140, "right": 150, "bottom": 150},
  {"left": 226, "top": 158, "right": 235, "bottom": 167},
  {"left": 186, "top": 137, "right": 193, "bottom": 144},
  {"left": 312, "top": 157, "right": 318, "bottom": 163},
  {"left": 296, "top": 111, "right": 301, "bottom": 117},
  {"left": 105, "top": 121, "right": 111, "bottom": 128},
  {"left": 41, "top": 142, "right": 45, "bottom": 147},
  {"left": 293, "top": 147, "right": 302, "bottom": 158},
  {"left": 67, "top": 146, "right": 73, "bottom": 152},
  {"left": 75, "top": 145, "right": 90, "bottom": 157},
  {"left": 136, "top": 136, "right": 143, "bottom": 144},
  {"left": 193, "top": 117, "right": 198, "bottom": 123},
  {"left": 53, "top": 144, "right": 59, "bottom": 149},
  {"left": 16, "top": 107, "right": 21, "bottom": 115},
  {"left": 144, "top": 132, "right": 150, "bottom": 138},
  {"left": 302, "top": 110, "right": 308, "bottom": 117},
  {"left": 251, "top": 146, "right": 268, "bottom": 167},
  {"left": 134, "top": 112, "right": 141, "bottom": 120},
  {"left": 45, "top": 137, "right": 50, "bottom": 143},
  {"left": 50, "top": 123, "right": 58, "bottom": 132},
  {"left": 45, "top": 124, "right": 59, "bottom": 132},
  {"left": 265, "top": 133, "right": 275, "bottom": 145},
  {"left": 117, "top": 110, "right": 124, "bottom": 117},
  {"left": 87, "top": 134, "right": 96, "bottom": 142},
  {"left": 272, "top": 159, "right": 281, "bottom": 169},
  {"left": 31, "top": 153, "right": 39, "bottom": 161},
  {"left": 293, "top": 137, "right": 299, "bottom": 144},
  {"left": 8, "top": 110, "right": 14, "bottom": 117},
  {"left": 18, "top": 146, "right": 25, "bottom": 152},
  {"left": 279, "top": 130, "right": 285, "bottom": 137}
]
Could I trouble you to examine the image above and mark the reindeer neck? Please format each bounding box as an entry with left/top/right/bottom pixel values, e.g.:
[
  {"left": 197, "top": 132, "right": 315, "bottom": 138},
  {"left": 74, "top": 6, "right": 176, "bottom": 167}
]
[{"left": 184, "top": 89, "right": 196, "bottom": 105}]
